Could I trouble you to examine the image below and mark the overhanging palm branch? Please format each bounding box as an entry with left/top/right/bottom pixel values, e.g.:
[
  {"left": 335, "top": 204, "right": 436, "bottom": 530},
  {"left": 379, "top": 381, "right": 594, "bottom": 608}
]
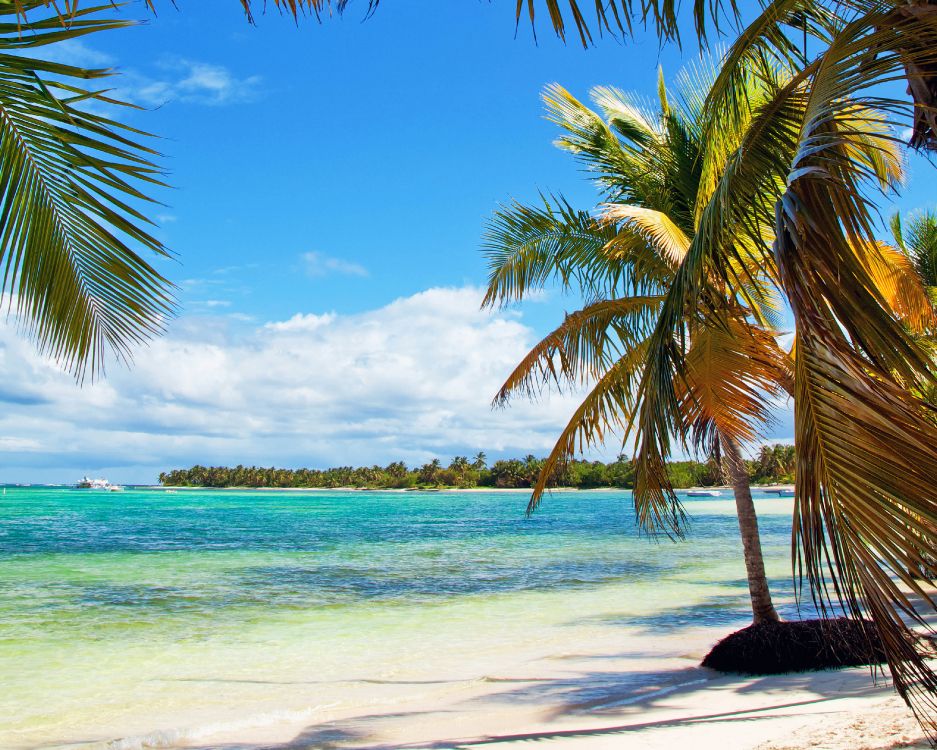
[
  {"left": 492, "top": 295, "right": 662, "bottom": 404},
  {"left": 524, "top": 343, "right": 650, "bottom": 514},
  {"left": 1, "top": 2, "right": 174, "bottom": 379},
  {"left": 636, "top": 17, "right": 937, "bottom": 726}
]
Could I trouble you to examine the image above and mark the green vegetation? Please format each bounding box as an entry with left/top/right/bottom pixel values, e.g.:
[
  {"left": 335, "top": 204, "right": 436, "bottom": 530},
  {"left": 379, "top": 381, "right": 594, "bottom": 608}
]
[{"left": 158, "top": 444, "right": 795, "bottom": 489}]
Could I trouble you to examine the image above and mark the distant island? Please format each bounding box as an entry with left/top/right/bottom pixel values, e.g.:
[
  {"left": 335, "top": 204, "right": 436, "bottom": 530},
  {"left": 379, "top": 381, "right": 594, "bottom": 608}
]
[{"left": 159, "top": 444, "right": 795, "bottom": 490}]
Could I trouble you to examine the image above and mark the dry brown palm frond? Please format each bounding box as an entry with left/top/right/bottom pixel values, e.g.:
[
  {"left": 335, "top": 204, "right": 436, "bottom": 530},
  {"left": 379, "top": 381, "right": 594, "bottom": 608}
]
[
  {"left": 790, "top": 329, "right": 937, "bottom": 729},
  {"left": 526, "top": 343, "right": 649, "bottom": 514},
  {"left": 861, "top": 242, "right": 937, "bottom": 335},
  {"left": 679, "top": 316, "right": 789, "bottom": 448},
  {"left": 770, "top": 12, "right": 937, "bottom": 723}
]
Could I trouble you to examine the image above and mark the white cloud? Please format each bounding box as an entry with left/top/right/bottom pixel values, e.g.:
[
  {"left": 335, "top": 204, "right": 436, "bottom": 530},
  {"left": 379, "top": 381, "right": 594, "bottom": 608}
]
[
  {"left": 119, "top": 58, "right": 262, "bottom": 107},
  {"left": 302, "top": 252, "right": 368, "bottom": 278},
  {"left": 0, "top": 287, "right": 594, "bottom": 483},
  {"left": 0, "top": 437, "right": 41, "bottom": 453},
  {"left": 265, "top": 312, "right": 336, "bottom": 332},
  {"left": 0, "top": 285, "right": 796, "bottom": 483}
]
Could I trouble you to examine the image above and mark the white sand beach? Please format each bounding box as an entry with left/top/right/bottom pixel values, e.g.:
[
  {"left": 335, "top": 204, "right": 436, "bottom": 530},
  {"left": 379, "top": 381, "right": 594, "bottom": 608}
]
[{"left": 170, "top": 624, "right": 925, "bottom": 750}]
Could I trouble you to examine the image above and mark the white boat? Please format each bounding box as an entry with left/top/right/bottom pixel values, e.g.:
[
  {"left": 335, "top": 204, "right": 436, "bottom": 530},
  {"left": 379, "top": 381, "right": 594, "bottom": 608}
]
[
  {"left": 77, "top": 476, "right": 121, "bottom": 491},
  {"left": 687, "top": 489, "right": 722, "bottom": 497}
]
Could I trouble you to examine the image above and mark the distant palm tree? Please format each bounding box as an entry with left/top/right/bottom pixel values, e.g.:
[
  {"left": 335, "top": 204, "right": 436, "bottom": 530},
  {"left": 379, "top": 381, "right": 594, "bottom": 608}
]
[
  {"left": 893, "top": 210, "right": 937, "bottom": 304},
  {"left": 0, "top": 2, "right": 175, "bottom": 379},
  {"left": 418, "top": 459, "right": 442, "bottom": 485}
]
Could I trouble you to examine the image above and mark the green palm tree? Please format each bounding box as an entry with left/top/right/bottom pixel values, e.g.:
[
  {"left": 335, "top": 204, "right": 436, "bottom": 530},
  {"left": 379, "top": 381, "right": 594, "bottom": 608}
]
[
  {"left": 484, "top": 64, "right": 796, "bottom": 624},
  {"left": 0, "top": 2, "right": 175, "bottom": 378},
  {"left": 485, "top": 60, "right": 937, "bottom": 696},
  {"left": 893, "top": 210, "right": 937, "bottom": 304}
]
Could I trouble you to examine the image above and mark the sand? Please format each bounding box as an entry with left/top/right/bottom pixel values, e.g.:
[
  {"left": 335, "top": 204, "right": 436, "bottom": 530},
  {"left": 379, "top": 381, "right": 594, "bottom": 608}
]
[{"left": 186, "top": 624, "right": 926, "bottom": 750}]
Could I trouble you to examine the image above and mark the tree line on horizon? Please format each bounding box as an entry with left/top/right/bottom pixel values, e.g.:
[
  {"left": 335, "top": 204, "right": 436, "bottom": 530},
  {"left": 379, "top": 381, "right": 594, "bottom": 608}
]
[{"left": 158, "top": 444, "right": 796, "bottom": 490}]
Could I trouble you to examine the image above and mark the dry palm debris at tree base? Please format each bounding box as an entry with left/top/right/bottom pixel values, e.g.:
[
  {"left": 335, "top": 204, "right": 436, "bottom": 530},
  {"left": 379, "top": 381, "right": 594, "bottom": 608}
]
[{"left": 702, "top": 618, "right": 888, "bottom": 675}]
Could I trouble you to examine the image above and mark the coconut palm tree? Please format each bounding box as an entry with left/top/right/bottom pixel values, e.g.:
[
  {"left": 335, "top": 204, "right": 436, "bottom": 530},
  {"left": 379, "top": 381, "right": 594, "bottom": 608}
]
[
  {"left": 485, "top": 60, "right": 937, "bottom": 690},
  {"left": 893, "top": 210, "right": 937, "bottom": 303},
  {"left": 0, "top": 2, "right": 175, "bottom": 379},
  {"left": 484, "top": 64, "right": 797, "bottom": 624}
]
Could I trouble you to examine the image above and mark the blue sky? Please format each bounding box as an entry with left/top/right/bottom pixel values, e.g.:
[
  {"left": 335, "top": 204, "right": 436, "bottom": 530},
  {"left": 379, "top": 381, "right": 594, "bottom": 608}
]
[{"left": 0, "top": 1, "right": 933, "bottom": 482}]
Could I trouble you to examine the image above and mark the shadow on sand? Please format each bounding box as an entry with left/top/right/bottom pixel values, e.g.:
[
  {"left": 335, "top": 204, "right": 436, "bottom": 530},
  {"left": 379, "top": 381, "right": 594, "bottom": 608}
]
[{"left": 167, "top": 663, "right": 890, "bottom": 750}]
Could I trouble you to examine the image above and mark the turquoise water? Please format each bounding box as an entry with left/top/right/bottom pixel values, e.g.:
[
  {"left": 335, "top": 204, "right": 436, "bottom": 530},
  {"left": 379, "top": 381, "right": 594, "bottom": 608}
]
[{"left": 0, "top": 486, "right": 799, "bottom": 749}]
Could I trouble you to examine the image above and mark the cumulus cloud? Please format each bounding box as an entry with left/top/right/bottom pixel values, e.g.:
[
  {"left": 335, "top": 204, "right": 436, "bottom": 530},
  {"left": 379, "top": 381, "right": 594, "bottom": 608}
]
[
  {"left": 302, "top": 252, "right": 368, "bottom": 278},
  {"left": 0, "top": 287, "right": 593, "bottom": 483}
]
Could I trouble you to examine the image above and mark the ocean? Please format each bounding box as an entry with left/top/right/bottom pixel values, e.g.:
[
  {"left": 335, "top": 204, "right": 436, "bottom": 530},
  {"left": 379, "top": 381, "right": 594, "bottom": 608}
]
[{"left": 0, "top": 486, "right": 800, "bottom": 749}]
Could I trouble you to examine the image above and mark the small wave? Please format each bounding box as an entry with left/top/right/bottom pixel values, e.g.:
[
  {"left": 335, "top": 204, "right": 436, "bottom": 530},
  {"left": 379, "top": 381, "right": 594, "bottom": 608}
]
[{"left": 69, "top": 702, "right": 341, "bottom": 750}]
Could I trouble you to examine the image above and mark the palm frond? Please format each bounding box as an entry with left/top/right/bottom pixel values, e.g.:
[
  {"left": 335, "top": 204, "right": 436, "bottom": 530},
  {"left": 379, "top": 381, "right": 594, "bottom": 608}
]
[
  {"left": 0, "top": 3, "right": 175, "bottom": 380},
  {"left": 494, "top": 295, "right": 662, "bottom": 405},
  {"left": 526, "top": 343, "right": 648, "bottom": 514},
  {"left": 893, "top": 209, "right": 937, "bottom": 292},
  {"left": 543, "top": 83, "right": 660, "bottom": 202},
  {"left": 770, "top": 9, "right": 937, "bottom": 723},
  {"left": 481, "top": 195, "right": 622, "bottom": 308},
  {"left": 792, "top": 331, "right": 937, "bottom": 729},
  {"left": 601, "top": 203, "right": 690, "bottom": 267},
  {"left": 679, "top": 316, "right": 788, "bottom": 449},
  {"left": 861, "top": 242, "right": 936, "bottom": 335}
]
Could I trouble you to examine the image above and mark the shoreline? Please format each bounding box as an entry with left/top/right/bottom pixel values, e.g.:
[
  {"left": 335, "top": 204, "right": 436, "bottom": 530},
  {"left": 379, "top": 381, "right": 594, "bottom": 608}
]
[{"left": 148, "top": 484, "right": 797, "bottom": 493}]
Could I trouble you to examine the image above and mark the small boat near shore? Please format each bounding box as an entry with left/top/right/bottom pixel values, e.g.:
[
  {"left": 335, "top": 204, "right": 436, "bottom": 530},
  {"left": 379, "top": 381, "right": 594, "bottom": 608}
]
[
  {"left": 687, "top": 489, "right": 722, "bottom": 497},
  {"left": 76, "top": 477, "right": 123, "bottom": 491}
]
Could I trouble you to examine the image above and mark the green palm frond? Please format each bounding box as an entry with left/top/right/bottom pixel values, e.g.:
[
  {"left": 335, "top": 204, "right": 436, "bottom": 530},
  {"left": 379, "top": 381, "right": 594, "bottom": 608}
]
[
  {"left": 893, "top": 209, "right": 937, "bottom": 293},
  {"left": 481, "top": 195, "right": 625, "bottom": 307},
  {"left": 0, "top": 2, "right": 175, "bottom": 380},
  {"left": 543, "top": 84, "right": 661, "bottom": 203}
]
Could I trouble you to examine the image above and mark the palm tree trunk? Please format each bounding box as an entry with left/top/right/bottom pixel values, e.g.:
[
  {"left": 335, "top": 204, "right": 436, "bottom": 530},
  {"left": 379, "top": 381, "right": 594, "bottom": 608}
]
[{"left": 721, "top": 435, "right": 780, "bottom": 624}]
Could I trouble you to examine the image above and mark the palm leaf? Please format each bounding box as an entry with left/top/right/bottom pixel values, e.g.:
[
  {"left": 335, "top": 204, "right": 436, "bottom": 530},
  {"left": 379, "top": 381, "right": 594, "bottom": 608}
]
[
  {"left": 679, "top": 316, "right": 788, "bottom": 449},
  {"left": 0, "top": 3, "right": 175, "bottom": 379},
  {"left": 769, "top": 10, "right": 937, "bottom": 724},
  {"left": 482, "top": 195, "right": 627, "bottom": 307},
  {"left": 494, "top": 295, "right": 662, "bottom": 404},
  {"left": 526, "top": 343, "right": 649, "bottom": 514}
]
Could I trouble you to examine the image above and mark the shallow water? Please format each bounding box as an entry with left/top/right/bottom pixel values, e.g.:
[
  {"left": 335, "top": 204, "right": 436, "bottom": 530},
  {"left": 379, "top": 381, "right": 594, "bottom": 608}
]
[{"left": 0, "top": 486, "right": 799, "bottom": 749}]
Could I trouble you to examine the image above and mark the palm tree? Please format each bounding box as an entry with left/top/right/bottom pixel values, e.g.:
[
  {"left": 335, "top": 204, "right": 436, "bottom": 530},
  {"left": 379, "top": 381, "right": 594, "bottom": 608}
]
[
  {"left": 485, "top": 61, "right": 935, "bottom": 647},
  {"left": 1, "top": 2, "right": 175, "bottom": 378},
  {"left": 484, "top": 65, "right": 805, "bottom": 623},
  {"left": 893, "top": 210, "right": 937, "bottom": 304}
]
